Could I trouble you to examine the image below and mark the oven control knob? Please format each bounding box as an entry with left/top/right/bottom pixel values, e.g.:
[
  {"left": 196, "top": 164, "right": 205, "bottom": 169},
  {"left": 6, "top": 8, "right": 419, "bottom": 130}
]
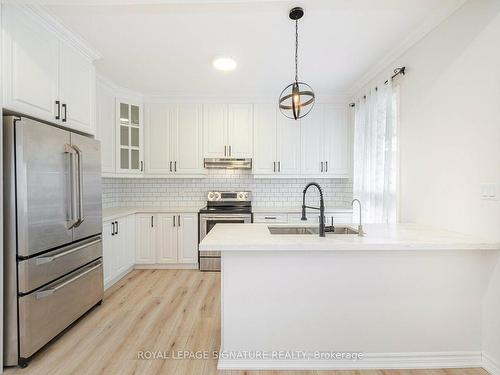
[
  {"left": 214, "top": 192, "right": 221, "bottom": 201},
  {"left": 208, "top": 192, "right": 214, "bottom": 201},
  {"left": 237, "top": 192, "right": 246, "bottom": 200}
]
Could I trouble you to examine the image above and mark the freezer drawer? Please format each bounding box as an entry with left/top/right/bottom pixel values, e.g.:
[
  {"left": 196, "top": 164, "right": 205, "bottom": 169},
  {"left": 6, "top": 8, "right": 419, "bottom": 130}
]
[
  {"left": 18, "top": 260, "right": 103, "bottom": 359},
  {"left": 18, "top": 236, "right": 102, "bottom": 294}
]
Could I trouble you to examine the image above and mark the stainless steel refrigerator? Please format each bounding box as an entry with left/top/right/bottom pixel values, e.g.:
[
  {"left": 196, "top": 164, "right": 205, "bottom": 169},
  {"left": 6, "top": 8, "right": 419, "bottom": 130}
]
[{"left": 3, "top": 116, "right": 103, "bottom": 368}]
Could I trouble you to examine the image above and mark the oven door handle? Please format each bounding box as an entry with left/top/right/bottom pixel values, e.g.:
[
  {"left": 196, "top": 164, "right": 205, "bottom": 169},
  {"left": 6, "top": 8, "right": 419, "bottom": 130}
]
[{"left": 200, "top": 215, "right": 252, "bottom": 220}]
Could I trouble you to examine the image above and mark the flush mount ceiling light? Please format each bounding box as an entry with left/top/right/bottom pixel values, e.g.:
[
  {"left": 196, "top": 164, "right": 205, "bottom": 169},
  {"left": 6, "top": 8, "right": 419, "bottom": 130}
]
[
  {"left": 212, "top": 56, "right": 237, "bottom": 71},
  {"left": 279, "top": 7, "right": 315, "bottom": 120}
]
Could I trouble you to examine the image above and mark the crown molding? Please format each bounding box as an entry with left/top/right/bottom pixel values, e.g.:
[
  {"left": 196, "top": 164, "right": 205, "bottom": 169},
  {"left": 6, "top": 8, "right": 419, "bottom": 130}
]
[
  {"left": 97, "top": 74, "right": 144, "bottom": 100},
  {"left": 347, "top": 0, "right": 467, "bottom": 97},
  {"left": 17, "top": 4, "right": 102, "bottom": 62}
]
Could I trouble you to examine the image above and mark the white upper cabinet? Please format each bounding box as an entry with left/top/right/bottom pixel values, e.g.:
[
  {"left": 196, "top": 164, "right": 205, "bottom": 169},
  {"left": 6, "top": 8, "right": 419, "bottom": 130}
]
[
  {"left": 227, "top": 104, "right": 253, "bottom": 158},
  {"left": 277, "top": 114, "right": 301, "bottom": 175},
  {"left": 203, "top": 104, "right": 228, "bottom": 158},
  {"left": 203, "top": 104, "right": 253, "bottom": 158},
  {"left": 145, "top": 103, "right": 175, "bottom": 175},
  {"left": 145, "top": 103, "right": 204, "bottom": 176},
  {"left": 174, "top": 104, "right": 204, "bottom": 174},
  {"left": 2, "top": 6, "right": 59, "bottom": 122},
  {"left": 324, "top": 105, "right": 352, "bottom": 177},
  {"left": 58, "top": 45, "right": 96, "bottom": 134},
  {"left": 2, "top": 6, "right": 97, "bottom": 135},
  {"left": 116, "top": 99, "right": 144, "bottom": 174},
  {"left": 96, "top": 79, "right": 116, "bottom": 174},
  {"left": 253, "top": 104, "right": 301, "bottom": 176},
  {"left": 253, "top": 104, "right": 277, "bottom": 175},
  {"left": 301, "top": 105, "right": 325, "bottom": 175},
  {"left": 299, "top": 104, "right": 352, "bottom": 178}
]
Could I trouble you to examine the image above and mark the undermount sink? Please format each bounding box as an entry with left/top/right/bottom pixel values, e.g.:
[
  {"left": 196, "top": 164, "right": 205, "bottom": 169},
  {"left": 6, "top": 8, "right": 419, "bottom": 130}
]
[
  {"left": 268, "top": 226, "right": 319, "bottom": 235},
  {"left": 268, "top": 226, "right": 359, "bottom": 235}
]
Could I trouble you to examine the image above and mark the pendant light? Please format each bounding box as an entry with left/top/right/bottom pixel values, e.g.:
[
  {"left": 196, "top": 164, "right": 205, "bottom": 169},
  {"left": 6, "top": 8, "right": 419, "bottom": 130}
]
[{"left": 279, "top": 7, "right": 315, "bottom": 120}]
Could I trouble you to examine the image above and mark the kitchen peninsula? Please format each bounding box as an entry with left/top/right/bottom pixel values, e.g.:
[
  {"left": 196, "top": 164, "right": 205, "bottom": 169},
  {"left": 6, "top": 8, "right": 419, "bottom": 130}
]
[{"left": 199, "top": 223, "right": 500, "bottom": 370}]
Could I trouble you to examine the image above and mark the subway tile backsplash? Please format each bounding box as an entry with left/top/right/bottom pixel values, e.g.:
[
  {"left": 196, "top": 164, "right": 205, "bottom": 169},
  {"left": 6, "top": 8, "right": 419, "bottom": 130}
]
[{"left": 102, "top": 169, "right": 353, "bottom": 209}]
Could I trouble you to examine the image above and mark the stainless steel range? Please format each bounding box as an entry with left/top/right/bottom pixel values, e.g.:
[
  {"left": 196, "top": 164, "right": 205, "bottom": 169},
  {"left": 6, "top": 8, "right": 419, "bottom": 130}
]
[{"left": 198, "top": 191, "right": 252, "bottom": 271}]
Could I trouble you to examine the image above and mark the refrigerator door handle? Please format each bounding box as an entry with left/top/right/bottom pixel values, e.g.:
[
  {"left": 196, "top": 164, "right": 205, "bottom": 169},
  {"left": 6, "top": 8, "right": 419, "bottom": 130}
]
[
  {"left": 72, "top": 145, "right": 85, "bottom": 227},
  {"left": 35, "top": 238, "right": 102, "bottom": 265},
  {"left": 65, "top": 144, "right": 79, "bottom": 229}
]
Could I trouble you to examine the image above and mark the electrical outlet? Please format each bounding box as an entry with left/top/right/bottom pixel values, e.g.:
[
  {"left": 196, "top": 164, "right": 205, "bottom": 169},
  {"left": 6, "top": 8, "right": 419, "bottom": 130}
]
[{"left": 480, "top": 183, "right": 498, "bottom": 201}]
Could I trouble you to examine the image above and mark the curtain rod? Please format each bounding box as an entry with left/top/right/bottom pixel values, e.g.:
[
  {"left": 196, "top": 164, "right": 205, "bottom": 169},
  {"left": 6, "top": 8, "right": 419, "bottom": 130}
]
[{"left": 349, "top": 66, "right": 406, "bottom": 107}]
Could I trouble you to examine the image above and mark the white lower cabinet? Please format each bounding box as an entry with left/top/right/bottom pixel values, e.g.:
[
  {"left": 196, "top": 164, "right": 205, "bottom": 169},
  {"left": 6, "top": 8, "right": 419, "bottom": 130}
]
[
  {"left": 254, "top": 212, "right": 353, "bottom": 225},
  {"left": 103, "top": 215, "right": 135, "bottom": 288},
  {"left": 135, "top": 213, "right": 198, "bottom": 265}
]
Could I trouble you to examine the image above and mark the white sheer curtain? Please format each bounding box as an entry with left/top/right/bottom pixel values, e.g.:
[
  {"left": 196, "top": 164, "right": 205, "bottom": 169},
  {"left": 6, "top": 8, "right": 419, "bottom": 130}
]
[{"left": 352, "top": 82, "right": 400, "bottom": 223}]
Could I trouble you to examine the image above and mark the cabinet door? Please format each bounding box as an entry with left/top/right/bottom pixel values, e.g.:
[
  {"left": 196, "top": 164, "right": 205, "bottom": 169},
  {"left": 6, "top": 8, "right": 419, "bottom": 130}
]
[
  {"left": 145, "top": 103, "right": 175, "bottom": 174},
  {"left": 156, "top": 214, "right": 178, "bottom": 264},
  {"left": 174, "top": 104, "right": 204, "bottom": 175},
  {"left": 253, "top": 104, "right": 277, "bottom": 175},
  {"left": 96, "top": 80, "right": 116, "bottom": 174},
  {"left": 135, "top": 214, "right": 156, "bottom": 264},
  {"left": 102, "top": 220, "right": 116, "bottom": 286},
  {"left": 59, "top": 45, "right": 96, "bottom": 135},
  {"left": 203, "top": 104, "right": 227, "bottom": 158},
  {"left": 2, "top": 6, "right": 59, "bottom": 123},
  {"left": 124, "top": 215, "right": 136, "bottom": 269},
  {"left": 324, "top": 106, "right": 352, "bottom": 177},
  {"left": 117, "top": 100, "right": 144, "bottom": 174},
  {"left": 277, "top": 115, "right": 301, "bottom": 175},
  {"left": 227, "top": 104, "right": 253, "bottom": 158},
  {"left": 114, "top": 218, "right": 131, "bottom": 276},
  {"left": 300, "top": 105, "right": 324, "bottom": 175},
  {"left": 177, "top": 213, "right": 198, "bottom": 264}
]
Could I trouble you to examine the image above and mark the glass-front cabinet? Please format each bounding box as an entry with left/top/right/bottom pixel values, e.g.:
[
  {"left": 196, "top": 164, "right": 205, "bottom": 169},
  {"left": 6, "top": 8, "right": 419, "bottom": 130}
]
[{"left": 116, "top": 99, "right": 143, "bottom": 174}]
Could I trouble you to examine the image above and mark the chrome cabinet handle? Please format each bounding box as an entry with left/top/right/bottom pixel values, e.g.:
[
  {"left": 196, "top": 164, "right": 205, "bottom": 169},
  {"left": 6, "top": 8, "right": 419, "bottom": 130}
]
[
  {"left": 273, "top": 161, "right": 276, "bottom": 172},
  {"left": 229, "top": 145, "right": 232, "bottom": 156},
  {"left": 264, "top": 216, "right": 277, "bottom": 220},
  {"left": 174, "top": 161, "right": 177, "bottom": 172},
  {"left": 55, "top": 100, "right": 61, "bottom": 120},
  {"left": 36, "top": 238, "right": 102, "bottom": 265},
  {"left": 62, "top": 103, "right": 67, "bottom": 122},
  {"left": 173, "top": 215, "right": 176, "bottom": 227},
  {"left": 170, "top": 161, "right": 172, "bottom": 172},
  {"left": 325, "top": 161, "right": 328, "bottom": 173},
  {"left": 321, "top": 161, "right": 323, "bottom": 172},
  {"left": 178, "top": 215, "right": 181, "bottom": 227},
  {"left": 140, "top": 161, "right": 144, "bottom": 172},
  {"left": 72, "top": 145, "right": 84, "bottom": 227},
  {"left": 224, "top": 146, "right": 227, "bottom": 157},
  {"left": 35, "top": 262, "right": 102, "bottom": 299},
  {"left": 278, "top": 161, "right": 281, "bottom": 172},
  {"left": 115, "top": 220, "right": 119, "bottom": 235},
  {"left": 111, "top": 222, "right": 115, "bottom": 236},
  {"left": 151, "top": 215, "right": 154, "bottom": 227}
]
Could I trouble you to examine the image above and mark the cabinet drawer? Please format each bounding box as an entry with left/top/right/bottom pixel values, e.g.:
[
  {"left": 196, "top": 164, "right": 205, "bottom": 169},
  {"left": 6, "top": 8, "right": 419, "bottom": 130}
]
[
  {"left": 253, "top": 213, "right": 287, "bottom": 223},
  {"left": 18, "top": 260, "right": 103, "bottom": 359}
]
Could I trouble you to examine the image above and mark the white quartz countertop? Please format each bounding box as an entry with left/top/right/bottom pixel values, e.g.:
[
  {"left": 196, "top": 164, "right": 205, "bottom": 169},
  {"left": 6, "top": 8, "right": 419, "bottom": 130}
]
[
  {"left": 199, "top": 223, "right": 500, "bottom": 252},
  {"left": 252, "top": 206, "right": 352, "bottom": 213},
  {"left": 103, "top": 206, "right": 203, "bottom": 221}
]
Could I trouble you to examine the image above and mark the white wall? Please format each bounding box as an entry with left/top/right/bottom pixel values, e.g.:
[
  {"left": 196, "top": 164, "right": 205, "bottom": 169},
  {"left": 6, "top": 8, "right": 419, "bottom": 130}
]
[{"left": 354, "top": 1, "right": 500, "bottom": 371}]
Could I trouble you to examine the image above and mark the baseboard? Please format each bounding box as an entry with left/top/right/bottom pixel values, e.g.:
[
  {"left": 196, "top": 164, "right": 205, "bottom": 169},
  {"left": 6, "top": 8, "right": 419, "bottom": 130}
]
[
  {"left": 483, "top": 353, "right": 500, "bottom": 375},
  {"left": 104, "top": 266, "right": 134, "bottom": 290},
  {"left": 134, "top": 263, "right": 198, "bottom": 270},
  {"left": 217, "top": 351, "right": 482, "bottom": 370}
]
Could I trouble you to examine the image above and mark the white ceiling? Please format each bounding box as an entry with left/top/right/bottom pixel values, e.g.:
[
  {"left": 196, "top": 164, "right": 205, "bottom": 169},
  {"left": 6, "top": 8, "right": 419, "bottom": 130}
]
[{"left": 44, "top": 0, "right": 464, "bottom": 98}]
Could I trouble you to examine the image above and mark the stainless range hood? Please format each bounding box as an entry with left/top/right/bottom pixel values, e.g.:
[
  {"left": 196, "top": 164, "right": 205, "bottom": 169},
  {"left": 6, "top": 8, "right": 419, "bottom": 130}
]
[{"left": 204, "top": 158, "right": 252, "bottom": 170}]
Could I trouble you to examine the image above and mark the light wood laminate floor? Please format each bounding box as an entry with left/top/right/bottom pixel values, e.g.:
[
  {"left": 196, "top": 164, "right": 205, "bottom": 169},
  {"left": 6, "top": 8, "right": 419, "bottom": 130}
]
[{"left": 5, "top": 270, "right": 490, "bottom": 375}]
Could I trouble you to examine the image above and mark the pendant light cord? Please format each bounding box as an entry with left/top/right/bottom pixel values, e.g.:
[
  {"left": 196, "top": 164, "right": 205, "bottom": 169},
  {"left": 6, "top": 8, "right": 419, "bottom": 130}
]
[{"left": 295, "top": 19, "right": 299, "bottom": 83}]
